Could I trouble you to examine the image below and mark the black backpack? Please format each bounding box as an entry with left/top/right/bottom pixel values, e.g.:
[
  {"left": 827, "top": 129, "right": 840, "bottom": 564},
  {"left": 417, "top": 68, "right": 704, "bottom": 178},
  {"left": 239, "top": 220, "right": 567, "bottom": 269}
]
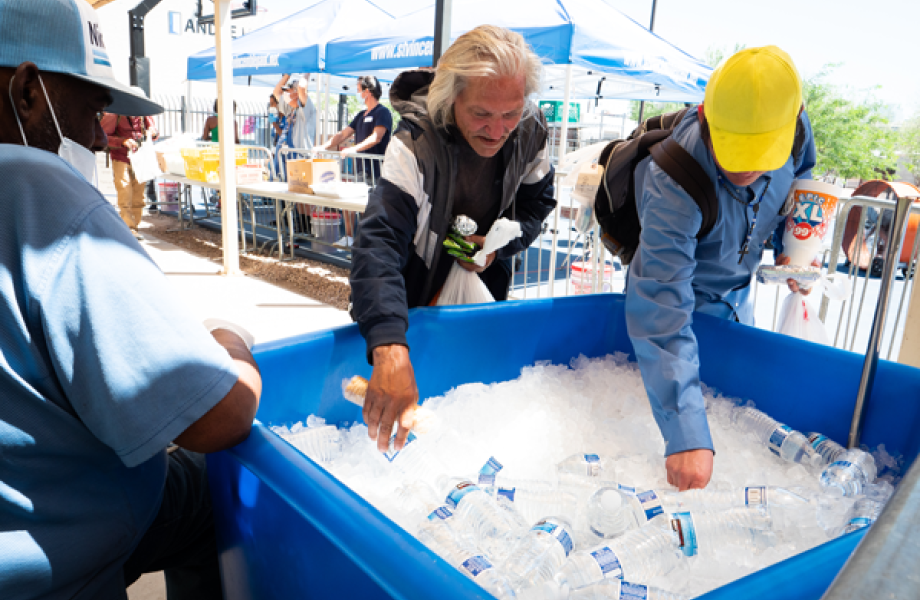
[{"left": 594, "top": 107, "right": 807, "bottom": 265}]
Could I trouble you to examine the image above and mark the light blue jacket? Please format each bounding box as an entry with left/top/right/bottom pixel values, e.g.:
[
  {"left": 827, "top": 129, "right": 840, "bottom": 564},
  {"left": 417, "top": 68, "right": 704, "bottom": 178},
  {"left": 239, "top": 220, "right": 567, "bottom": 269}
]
[{"left": 625, "top": 110, "right": 816, "bottom": 456}]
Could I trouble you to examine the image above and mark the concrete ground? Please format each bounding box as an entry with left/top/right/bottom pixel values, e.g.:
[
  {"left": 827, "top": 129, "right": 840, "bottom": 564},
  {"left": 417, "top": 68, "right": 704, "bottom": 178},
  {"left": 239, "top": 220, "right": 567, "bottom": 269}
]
[{"left": 92, "top": 155, "right": 350, "bottom": 599}]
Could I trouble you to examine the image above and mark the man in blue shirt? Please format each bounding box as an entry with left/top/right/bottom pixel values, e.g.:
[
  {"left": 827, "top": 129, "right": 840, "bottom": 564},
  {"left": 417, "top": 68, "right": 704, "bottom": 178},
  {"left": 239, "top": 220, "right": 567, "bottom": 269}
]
[
  {"left": 0, "top": 1, "right": 262, "bottom": 599},
  {"left": 625, "top": 46, "right": 816, "bottom": 490}
]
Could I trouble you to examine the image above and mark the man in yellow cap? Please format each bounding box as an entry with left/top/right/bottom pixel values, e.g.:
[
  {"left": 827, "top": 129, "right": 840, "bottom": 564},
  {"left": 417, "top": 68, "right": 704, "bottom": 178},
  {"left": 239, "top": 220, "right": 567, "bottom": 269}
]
[{"left": 625, "top": 46, "right": 816, "bottom": 490}]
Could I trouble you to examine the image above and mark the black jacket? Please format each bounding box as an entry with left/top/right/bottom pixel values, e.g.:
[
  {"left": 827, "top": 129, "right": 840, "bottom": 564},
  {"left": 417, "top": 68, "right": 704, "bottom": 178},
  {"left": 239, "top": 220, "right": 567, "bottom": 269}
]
[{"left": 349, "top": 70, "right": 557, "bottom": 362}]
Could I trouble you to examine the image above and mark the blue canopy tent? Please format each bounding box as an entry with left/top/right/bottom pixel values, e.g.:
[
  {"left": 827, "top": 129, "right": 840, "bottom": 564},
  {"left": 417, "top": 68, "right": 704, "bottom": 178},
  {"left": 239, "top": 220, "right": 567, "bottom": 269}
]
[
  {"left": 324, "top": 0, "right": 712, "bottom": 102},
  {"left": 186, "top": 0, "right": 399, "bottom": 83}
]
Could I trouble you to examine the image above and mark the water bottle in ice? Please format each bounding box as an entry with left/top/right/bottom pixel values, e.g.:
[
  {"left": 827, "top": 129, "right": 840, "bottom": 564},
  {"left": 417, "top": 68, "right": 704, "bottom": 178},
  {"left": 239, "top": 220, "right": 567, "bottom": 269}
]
[
  {"left": 502, "top": 517, "right": 575, "bottom": 592},
  {"left": 279, "top": 424, "right": 342, "bottom": 463},
  {"left": 555, "top": 525, "right": 681, "bottom": 591},
  {"left": 570, "top": 579, "right": 689, "bottom": 600},
  {"left": 476, "top": 457, "right": 579, "bottom": 526},
  {"left": 416, "top": 505, "right": 518, "bottom": 599},
  {"left": 662, "top": 485, "right": 812, "bottom": 510},
  {"left": 556, "top": 454, "right": 619, "bottom": 481},
  {"left": 731, "top": 407, "right": 821, "bottom": 468},
  {"left": 667, "top": 506, "right": 775, "bottom": 559},
  {"left": 844, "top": 482, "right": 894, "bottom": 533},
  {"left": 587, "top": 487, "right": 669, "bottom": 539},
  {"left": 441, "top": 477, "right": 528, "bottom": 561},
  {"left": 819, "top": 448, "right": 878, "bottom": 497},
  {"left": 806, "top": 432, "right": 848, "bottom": 466}
]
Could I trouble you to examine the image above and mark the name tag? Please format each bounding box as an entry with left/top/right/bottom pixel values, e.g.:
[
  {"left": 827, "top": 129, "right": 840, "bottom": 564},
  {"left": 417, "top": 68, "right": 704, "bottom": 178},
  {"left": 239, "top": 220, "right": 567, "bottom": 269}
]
[{"left": 364, "top": 116, "right": 374, "bottom": 123}]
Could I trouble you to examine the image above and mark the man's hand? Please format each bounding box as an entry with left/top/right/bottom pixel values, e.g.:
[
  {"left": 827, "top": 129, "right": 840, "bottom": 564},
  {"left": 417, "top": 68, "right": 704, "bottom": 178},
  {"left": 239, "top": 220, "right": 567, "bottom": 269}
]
[
  {"left": 666, "top": 449, "right": 714, "bottom": 491},
  {"left": 457, "top": 234, "right": 495, "bottom": 273},
  {"left": 123, "top": 138, "right": 138, "bottom": 152},
  {"left": 366, "top": 344, "right": 419, "bottom": 453},
  {"left": 339, "top": 146, "right": 355, "bottom": 156},
  {"left": 775, "top": 254, "right": 822, "bottom": 295}
]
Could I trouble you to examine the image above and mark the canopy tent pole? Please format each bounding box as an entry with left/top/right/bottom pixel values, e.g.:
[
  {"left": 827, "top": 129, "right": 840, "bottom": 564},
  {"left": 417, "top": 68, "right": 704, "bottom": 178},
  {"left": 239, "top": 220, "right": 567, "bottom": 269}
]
[
  {"left": 547, "top": 64, "right": 574, "bottom": 298},
  {"left": 433, "top": 0, "right": 452, "bottom": 65},
  {"left": 636, "top": 0, "right": 659, "bottom": 124},
  {"left": 215, "top": 0, "right": 240, "bottom": 275},
  {"left": 324, "top": 73, "right": 332, "bottom": 144}
]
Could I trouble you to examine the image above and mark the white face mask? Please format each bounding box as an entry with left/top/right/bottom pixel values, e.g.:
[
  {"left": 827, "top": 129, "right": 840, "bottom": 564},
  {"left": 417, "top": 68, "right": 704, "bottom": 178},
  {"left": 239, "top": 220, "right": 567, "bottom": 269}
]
[{"left": 9, "top": 74, "right": 98, "bottom": 186}]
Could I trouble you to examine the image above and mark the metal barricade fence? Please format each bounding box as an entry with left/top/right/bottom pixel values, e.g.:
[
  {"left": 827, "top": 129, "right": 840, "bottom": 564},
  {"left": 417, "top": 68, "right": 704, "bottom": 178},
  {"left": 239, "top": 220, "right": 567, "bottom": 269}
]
[
  {"left": 235, "top": 146, "right": 278, "bottom": 254},
  {"left": 816, "top": 193, "right": 920, "bottom": 360},
  {"left": 151, "top": 95, "right": 272, "bottom": 148}
]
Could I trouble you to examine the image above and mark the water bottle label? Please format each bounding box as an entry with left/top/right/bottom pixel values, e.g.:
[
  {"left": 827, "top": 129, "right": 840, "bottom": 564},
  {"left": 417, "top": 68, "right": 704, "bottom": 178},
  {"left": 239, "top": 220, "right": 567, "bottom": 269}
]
[
  {"left": 382, "top": 431, "right": 417, "bottom": 462},
  {"left": 847, "top": 517, "right": 872, "bottom": 529},
  {"left": 585, "top": 454, "right": 601, "bottom": 477},
  {"left": 808, "top": 433, "right": 828, "bottom": 449},
  {"left": 532, "top": 520, "right": 574, "bottom": 556},
  {"left": 445, "top": 481, "right": 480, "bottom": 509},
  {"left": 636, "top": 490, "right": 664, "bottom": 521},
  {"left": 768, "top": 425, "right": 793, "bottom": 456},
  {"left": 744, "top": 487, "right": 767, "bottom": 506},
  {"left": 478, "top": 456, "right": 504, "bottom": 486},
  {"left": 830, "top": 460, "right": 853, "bottom": 469},
  {"left": 461, "top": 555, "right": 493, "bottom": 578},
  {"left": 497, "top": 487, "right": 516, "bottom": 502},
  {"left": 590, "top": 546, "right": 623, "bottom": 578},
  {"left": 618, "top": 484, "right": 637, "bottom": 495},
  {"left": 620, "top": 581, "right": 650, "bottom": 600},
  {"left": 427, "top": 506, "right": 453, "bottom": 521},
  {"left": 671, "top": 511, "right": 699, "bottom": 557}
]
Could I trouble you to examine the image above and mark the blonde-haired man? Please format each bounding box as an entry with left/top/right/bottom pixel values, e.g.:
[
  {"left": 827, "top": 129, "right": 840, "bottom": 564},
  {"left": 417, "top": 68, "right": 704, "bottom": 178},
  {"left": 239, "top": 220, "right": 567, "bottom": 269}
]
[{"left": 350, "top": 25, "right": 556, "bottom": 453}]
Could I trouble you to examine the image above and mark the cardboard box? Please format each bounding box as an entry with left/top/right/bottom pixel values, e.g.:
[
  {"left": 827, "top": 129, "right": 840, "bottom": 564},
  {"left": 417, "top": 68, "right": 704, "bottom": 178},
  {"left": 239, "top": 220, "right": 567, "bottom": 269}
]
[{"left": 287, "top": 159, "right": 340, "bottom": 195}]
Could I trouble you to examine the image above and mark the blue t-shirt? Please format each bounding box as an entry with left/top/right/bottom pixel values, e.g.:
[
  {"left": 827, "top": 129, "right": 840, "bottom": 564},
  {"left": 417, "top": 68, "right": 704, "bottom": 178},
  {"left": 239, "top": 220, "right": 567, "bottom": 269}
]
[
  {"left": 349, "top": 103, "right": 392, "bottom": 181},
  {"left": 0, "top": 145, "right": 239, "bottom": 599}
]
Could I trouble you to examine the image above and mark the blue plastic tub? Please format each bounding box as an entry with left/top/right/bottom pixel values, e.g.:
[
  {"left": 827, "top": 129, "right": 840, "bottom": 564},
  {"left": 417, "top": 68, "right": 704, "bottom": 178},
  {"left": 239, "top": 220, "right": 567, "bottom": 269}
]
[{"left": 209, "top": 294, "right": 920, "bottom": 600}]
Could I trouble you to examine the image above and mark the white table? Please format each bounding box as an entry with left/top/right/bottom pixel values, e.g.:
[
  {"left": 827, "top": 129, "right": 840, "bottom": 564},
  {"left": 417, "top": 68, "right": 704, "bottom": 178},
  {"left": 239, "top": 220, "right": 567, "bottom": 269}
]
[
  {"left": 157, "top": 173, "right": 221, "bottom": 231},
  {"left": 237, "top": 181, "right": 368, "bottom": 260}
]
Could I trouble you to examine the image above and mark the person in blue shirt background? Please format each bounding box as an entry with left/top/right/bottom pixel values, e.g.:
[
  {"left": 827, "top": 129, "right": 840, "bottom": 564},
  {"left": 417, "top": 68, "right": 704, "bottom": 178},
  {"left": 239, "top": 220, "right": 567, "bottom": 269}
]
[
  {"left": 0, "top": 1, "right": 262, "bottom": 598},
  {"left": 625, "top": 46, "right": 817, "bottom": 491},
  {"left": 316, "top": 75, "right": 394, "bottom": 242}
]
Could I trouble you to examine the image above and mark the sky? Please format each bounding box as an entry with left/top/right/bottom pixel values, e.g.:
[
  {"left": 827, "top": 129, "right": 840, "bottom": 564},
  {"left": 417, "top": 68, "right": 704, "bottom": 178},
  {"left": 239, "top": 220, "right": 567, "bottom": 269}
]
[{"left": 603, "top": 0, "right": 920, "bottom": 122}]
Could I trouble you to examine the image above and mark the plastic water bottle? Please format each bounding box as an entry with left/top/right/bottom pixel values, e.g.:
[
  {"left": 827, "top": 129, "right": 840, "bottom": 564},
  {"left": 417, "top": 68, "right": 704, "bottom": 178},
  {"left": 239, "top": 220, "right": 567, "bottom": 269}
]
[
  {"left": 279, "top": 425, "right": 342, "bottom": 463},
  {"left": 668, "top": 506, "right": 776, "bottom": 559},
  {"left": 556, "top": 453, "right": 620, "bottom": 481},
  {"left": 502, "top": 517, "right": 575, "bottom": 592},
  {"left": 820, "top": 449, "right": 878, "bottom": 497},
  {"left": 441, "top": 478, "right": 529, "bottom": 561},
  {"left": 661, "top": 485, "right": 812, "bottom": 510},
  {"left": 570, "top": 579, "right": 689, "bottom": 600},
  {"left": 492, "top": 485, "right": 580, "bottom": 528},
  {"left": 416, "top": 505, "right": 517, "bottom": 598},
  {"left": 845, "top": 482, "right": 894, "bottom": 533},
  {"left": 806, "top": 432, "right": 848, "bottom": 465},
  {"left": 555, "top": 525, "right": 682, "bottom": 590},
  {"left": 731, "top": 407, "right": 822, "bottom": 468},
  {"left": 587, "top": 487, "right": 668, "bottom": 539}
]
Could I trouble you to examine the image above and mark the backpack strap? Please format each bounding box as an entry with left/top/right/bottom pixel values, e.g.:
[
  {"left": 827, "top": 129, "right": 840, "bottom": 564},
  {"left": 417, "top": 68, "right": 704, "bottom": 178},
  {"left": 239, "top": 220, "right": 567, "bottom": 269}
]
[{"left": 649, "top": 137, "right": 719, "bottom": 238}]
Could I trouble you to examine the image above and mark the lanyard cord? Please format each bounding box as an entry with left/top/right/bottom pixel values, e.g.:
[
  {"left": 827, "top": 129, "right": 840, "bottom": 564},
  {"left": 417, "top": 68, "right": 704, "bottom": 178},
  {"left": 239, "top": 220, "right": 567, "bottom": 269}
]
[{"left": 719, "top": 174, "right": 772, "bottom": 264}]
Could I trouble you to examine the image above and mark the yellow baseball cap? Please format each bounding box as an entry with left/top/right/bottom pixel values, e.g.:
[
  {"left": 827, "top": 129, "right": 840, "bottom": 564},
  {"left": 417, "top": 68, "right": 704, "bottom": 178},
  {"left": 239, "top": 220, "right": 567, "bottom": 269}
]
[{"left": 703, "top": 46, "right": 802, "bottom": 173}]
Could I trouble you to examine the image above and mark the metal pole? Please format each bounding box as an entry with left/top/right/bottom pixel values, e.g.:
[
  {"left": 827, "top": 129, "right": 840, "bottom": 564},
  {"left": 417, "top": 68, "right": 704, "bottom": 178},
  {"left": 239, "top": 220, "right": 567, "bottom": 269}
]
[
  {"left": 636, "top": 0, "right": 658, "bottom": 125},
  {"left": 847, "top": 194, "right": 914, "bottom": 448},
  {"left": 433, "top": 0, "right": 452, "bottom": 66},
  {"left": 557, "top": 64, "right": 574, "bottom": 166},
  {"left": 215, "top": 0, "right": 241, "bottom": 276},
  {"left": 820, "top": 452, "right": 920, "bottom": 600}
]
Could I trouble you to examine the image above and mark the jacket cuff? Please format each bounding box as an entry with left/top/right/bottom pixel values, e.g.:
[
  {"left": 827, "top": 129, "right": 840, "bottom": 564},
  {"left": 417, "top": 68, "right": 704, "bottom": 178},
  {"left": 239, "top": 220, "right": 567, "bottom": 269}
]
[
  {"left": 655, "top": 404, "right": 715, "bottom": 457},
  {"left": 362, "top": 317, "right": 409, "bottom": 365}
]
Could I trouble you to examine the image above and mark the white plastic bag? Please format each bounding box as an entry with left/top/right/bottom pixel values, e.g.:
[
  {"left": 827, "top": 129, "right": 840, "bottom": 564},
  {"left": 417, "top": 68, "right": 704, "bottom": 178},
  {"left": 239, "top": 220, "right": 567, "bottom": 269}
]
[
  {"left": 437, "top": 218, "right": 523, "bottom": 306},
  {"left": 777, "top": 292, "right": 830, "bottom": 345},
  {"left": 129, "top": 141, "right": 160, "bottom": 183}
]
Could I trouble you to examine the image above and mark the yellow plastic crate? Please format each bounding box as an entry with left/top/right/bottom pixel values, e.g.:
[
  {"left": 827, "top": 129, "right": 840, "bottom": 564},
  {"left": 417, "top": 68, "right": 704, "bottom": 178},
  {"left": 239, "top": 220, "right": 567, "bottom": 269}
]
[
  {"left": 180, "top": 148, "right": 206, "bottom": 182},
  {"left": 200, "top": 147, "right": 250, "bottom": 184}
]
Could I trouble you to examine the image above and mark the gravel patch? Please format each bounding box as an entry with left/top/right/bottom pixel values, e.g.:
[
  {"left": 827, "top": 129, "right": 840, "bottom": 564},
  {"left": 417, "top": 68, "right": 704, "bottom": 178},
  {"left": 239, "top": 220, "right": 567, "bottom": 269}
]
[{"left": 142, "top": 214, "right": 352, "bottom": 311}]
